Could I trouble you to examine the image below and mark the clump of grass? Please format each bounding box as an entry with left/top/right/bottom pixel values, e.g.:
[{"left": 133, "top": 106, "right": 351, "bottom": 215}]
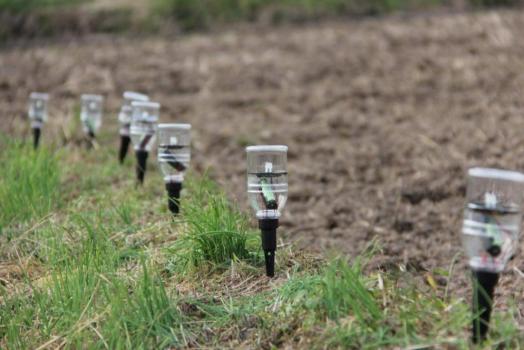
[
  {"left": 0, "top": 212, "right": 117, "bottom": 348},
  {"left": 167, "top": 174, "right": 258, "bottom": 273},
  {"left": 271, "top": 251, "right": 524, "bottom": 348},
  {"left": 0, "top": 139, "right": 61, "bottom": 235},
  {"left": 316, "top": 257, "right": 382, "bottom": 322},
  {"left": 0, "top": 209, "right": 189, "bottom": 349},
  {"left": 101, "top": 261, "right": 189, "bottom": 349},
  {"left": 277, "top": 253, "right": 382, "bottom": 324}
]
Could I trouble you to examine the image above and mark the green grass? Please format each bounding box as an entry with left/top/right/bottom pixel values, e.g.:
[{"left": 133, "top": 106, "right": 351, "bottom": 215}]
[
  {"left": 166, "top": 174, "right": 259, "bottom": 274},
  {"left": 0, "top": 139, "right": 61, "bottom": 235},
  {"left": 0, "top": 135, "right": 523, "bottom": 349},
  {"left": 0, "top": 0, "right": 521, "bottom": 39},
  {"left": 0, "top": 0, "right": 87, "bottom": 13},
  {"left": 153, "top": 0, "right": 444, "bottom": 30},
  {"left": 0, "top": 196, "right": 187, "bottom": 348},
  {"left": 275, "top": 257, "right": 523, "bottom": 348},
  {"left": 153, "top": 0, "right": 521, "bottom": 30}
]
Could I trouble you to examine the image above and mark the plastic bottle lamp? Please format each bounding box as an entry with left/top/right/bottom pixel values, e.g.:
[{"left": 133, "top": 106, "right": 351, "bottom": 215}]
[
  {"left": 28, "top": 92, "right": 49, "bottom": 149},
  {"left": 130, "top": 101, "right": 159, "bottom": 185},
  {"left": 246, "top": 145, "right": 288, "bottom": 277},
  {"left": 462, "top": 167, "right": 524, "bottom": 343},
  {"left": 118, "top": 91, "right": 149, "bottom": 163},
  {"left": 157, "top": 123, "right": 191, "bottom": 214},
  {"left": 80, "top": 94, "right": 104, "bottom": 144}
]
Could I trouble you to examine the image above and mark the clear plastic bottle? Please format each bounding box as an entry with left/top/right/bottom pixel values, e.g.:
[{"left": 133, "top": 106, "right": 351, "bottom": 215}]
[
  {"left": 118, "top": 92, "right": 149, "bottom": 136},
  {"left": 157, "top": 123, "right": 191, "bottom": 183},
  {"left": 80, "top": 94, "right": 103, "bottom": 136},
  {"left": 246, "top": 145, "right": 288, "bottom": 219},
  {"left": 462, "top": 168, "right": 524, "bottom": 273},
  {"left": 130, "top": 101, "right": 159, "bottom": 152},
  {"left": 28, "top": 92, "right": 49, "bottom": 128}
]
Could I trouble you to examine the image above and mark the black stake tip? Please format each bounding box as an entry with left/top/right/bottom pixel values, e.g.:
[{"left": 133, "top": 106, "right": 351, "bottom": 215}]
[
  {"left": 259, "top": 218, "right": 279, "bottom": 278},
  {"left": 135, "top": 150, "right": 149, "bottom": 185},
  {"left": 264, "top": 250, "right": 275, "bottom": 277},
  {"left": 119, "top": 135, "right": 131, "bottom": 164},
  {"left": 471, "top": 270, "right": 499, "bottom": 344},
  {"left": 32, "top": 127, "right": 41, "bottom": 150},
  {"left": 166, "top": 182, "right": 182, "bottom": 215}
]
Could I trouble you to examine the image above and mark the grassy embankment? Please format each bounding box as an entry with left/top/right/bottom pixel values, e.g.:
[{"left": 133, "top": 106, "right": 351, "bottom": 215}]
[{"left": 0, "top": 130, "right": 523, "bottom": 349}]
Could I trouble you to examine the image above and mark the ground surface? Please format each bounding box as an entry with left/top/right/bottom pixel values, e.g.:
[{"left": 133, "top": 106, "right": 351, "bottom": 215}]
[{"left": 2, "top": 8, "right": 524, "bottom": 307}]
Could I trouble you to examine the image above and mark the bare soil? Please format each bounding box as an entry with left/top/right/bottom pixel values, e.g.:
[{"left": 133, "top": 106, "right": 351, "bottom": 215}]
[{"left": 2, "top": 9, "right": 524, "bottom": 308}]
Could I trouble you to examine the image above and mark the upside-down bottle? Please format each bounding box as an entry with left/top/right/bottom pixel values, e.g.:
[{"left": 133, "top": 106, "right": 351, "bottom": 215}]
[
  {"left": 462, "top": 167, "right": 524, "bottom": 343},
  {"left": 130, "top": 101, "right": 159, "bottom": 185},
  {"left": 246, "top": 145, "right": 288, "bottom": 277},
  {"left": 118, "top": 91, "right": 149, "bottom": 163},
  {"left": 157, "top": 123, "right": 191, "bottom": 214},
  {"left": 80, "top": 94, "right": 104, "bottom": 143},
  {"left": 28, "top": 92, "right": 49, "bottom": 149}
]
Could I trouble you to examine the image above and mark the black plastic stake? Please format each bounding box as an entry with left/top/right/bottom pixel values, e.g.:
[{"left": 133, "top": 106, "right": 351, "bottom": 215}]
[
  {"left": 472, "top": 270, "right": 499, "bottom": 344},
  {"left": 259, "top": 218, "right": 279, "bottom": 277},
  {"left": 135, "top": 150, "right": 148, "bottom": 185},
  {"left": 32, "top": 127, "right": 41, "bottom": 149},
  {"left": 119, "top": 135, "right": 131, "bottom": 164},
  {"left": 165, "top": 182, "right": 182, "bottom": 214},
  {"left": 85, "top": 130, "right": 96, "bottom": 149}
]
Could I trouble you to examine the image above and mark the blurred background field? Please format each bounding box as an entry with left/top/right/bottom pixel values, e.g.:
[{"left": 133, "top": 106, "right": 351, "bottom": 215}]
[{"left": 0, "top": 0, "right": 523, "bottom": 39}]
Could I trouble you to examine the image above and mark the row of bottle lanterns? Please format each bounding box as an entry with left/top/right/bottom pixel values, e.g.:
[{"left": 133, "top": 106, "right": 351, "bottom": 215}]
[
  {"left": 27, "top": 91, "right": 523, "bottom": 343},
  {"left": 27, "top": 91, "right": 287, "bottom": 278}
]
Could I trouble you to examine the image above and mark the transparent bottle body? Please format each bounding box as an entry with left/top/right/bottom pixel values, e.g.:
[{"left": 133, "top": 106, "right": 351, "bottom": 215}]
[
  {"left": 462, "top": 203, "right": 520, "bottom": 273},
  {"left": 81, "top": 100, "right": 103, "bottom": 135},
  {"left": 461, "top": 169, "right": 524, "bottom": 272},
  {"left": 248, "top": 172, "right": 288, "bottom": 219},
  {"left": 118, "top": 105, "right": 132, "bottom": 136},
  {"left": 157, "top": 128, "right": 191, "bottom": 183},
  {"left": 119, "top": 93, "right": 148, "bottom": 136},
  {"left": 130, "top": 102, "right": 159, "bottom": 152},
  {"left": 28, "top": 98, "right": 48, "bottom": 128},
  {"left": 130, "top": 121, "right": 156, "bottom": 152},
  {"left": 246, "top": 147, "right": 288, "bottom": 219}
]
